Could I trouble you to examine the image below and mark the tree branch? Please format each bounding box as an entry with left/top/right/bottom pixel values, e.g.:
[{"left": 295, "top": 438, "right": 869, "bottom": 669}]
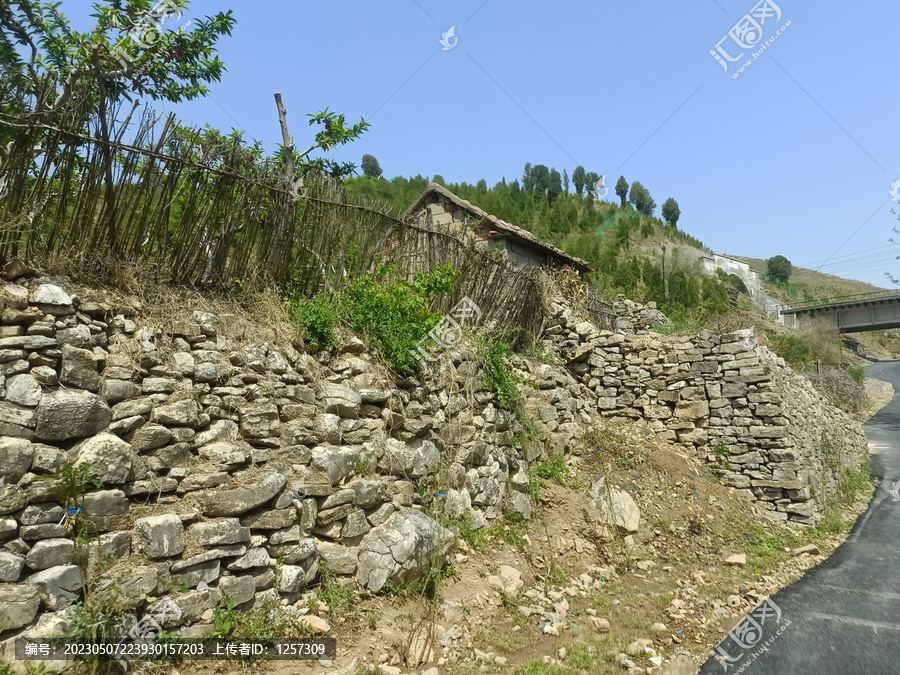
[{"left": 273, "top": 93, "right": 294, "bottom": 176}]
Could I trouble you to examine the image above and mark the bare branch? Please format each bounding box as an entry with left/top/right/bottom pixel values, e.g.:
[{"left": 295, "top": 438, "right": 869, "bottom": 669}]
[{"left": 273, "top": 93, "right": 295, "bottom": 175}]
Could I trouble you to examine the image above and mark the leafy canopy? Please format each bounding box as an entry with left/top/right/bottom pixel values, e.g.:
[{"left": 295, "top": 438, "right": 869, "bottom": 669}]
[
  {"left": 661, "top": 197, "right": 681, "bottom": 228},
  {"left": 766, "top": 255, "right": 793, "bottom": 283},
  {"left": 0, "top": 0, "right": 236, "bottom": 116}
]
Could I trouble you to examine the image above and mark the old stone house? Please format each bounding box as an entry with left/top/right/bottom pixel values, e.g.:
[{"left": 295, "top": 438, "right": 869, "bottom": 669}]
[{"left": 405, "top": 182, "right": 592, "bottom": 277}]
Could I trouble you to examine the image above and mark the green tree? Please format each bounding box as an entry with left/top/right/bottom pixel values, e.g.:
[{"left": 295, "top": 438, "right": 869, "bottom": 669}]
[
  {"left": 584, "top": 171, "right": 600, "bottom": 200},
  {"left": 547, "top": 168, "right": 562, "bottom": 205},
  {"left": 661, "top": 198, "right": 681, "bottom": 228},
  {"left": 629, "top": 181, "right": 656, "bottom": 216},
  {"left": 0, "top": 1, "right": 236, "bottom": 122},
  {"left": 562, "top": 169, "right": 569, "bottom": 195},
  {"left": 572, "top": 165, "right": 586, "bottom": 196},
  {"left": 522, "top": 163, "right": 534, "bottom": 192},
  {"left": 615, "top": 176, "right": 629, "bottom": 207},
  {"left": 766, "top": 255, "right": 793, "bottom": 283},
  {"left": 432, "top": 174, "right": 445, "bottom": 185},
  {"left": 531, "top": 164, "right": 550, "bottom": 195},
  {"left": 361, "top": 154, "right": 383, "bottom": 178}
]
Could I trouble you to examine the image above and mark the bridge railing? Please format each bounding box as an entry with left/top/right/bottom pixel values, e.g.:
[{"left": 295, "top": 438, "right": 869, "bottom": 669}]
[{"left": 781, "top": 289, "right": 900, "bottom": 312}]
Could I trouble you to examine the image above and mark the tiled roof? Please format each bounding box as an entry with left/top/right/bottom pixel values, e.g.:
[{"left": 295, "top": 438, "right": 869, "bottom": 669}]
[{"left": 405, "top": 183, "right": 592, "bottom": 273}]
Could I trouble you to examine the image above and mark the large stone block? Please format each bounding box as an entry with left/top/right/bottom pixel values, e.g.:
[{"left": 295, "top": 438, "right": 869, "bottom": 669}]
[
  {"left": 239, "top": 404, "right": 281, "bottom": 439},
  {"left": 6, "top": 373, "right": 43, "bottom": 407},
  {"left": 72, "top": 434, "right": 136, "bottom": 484},
  {"left": 198, "top": 441, "right": 251, "bottom": 468},
  {"left": 195, "top": 473, "right": 286, "bottom": 517},
  {"left": 26, "top": 564, "right": 82, "bottom": 610},
  {"left": 356, "top": 507, "right": 454, "bottom": 593},
  {"left": 674, "top": 400, "right": 709, "bottom": 420},
  {"left": 190, "top": 519, "right": 251, "bottom": 547},
  {"left": 25, "top": 538, "right": 74, "bottom": 570},
  {"left": 319, "top": 384, "right": 361, "bottom": 418},
  {"left": 0, "top": 437, "right": 33, "bottom": 483},
  {"left": 59, "top": 344, "right": 100, "bottom": 392},
  {"left": 151, "top": 399, "right": 200, "bottom": 427},
  {"left": 0, "top": 582, "right": 40, "bottom": 630},
  {"left": 219, "top": 574, "right": 256, "bottom": 605},
  {"left": 35, "top": 390, "right": 111, "bottom": 442},
  {"left": 133, "top": 514, "right": 185, "bottom": 559}
]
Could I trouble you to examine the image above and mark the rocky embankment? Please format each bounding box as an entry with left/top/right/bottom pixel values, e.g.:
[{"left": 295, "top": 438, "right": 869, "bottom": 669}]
[{"left": 0, "top": 268, "right": 869, "bottom": 665}]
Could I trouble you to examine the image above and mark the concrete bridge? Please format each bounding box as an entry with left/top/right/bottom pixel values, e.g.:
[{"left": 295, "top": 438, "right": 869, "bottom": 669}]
[{"left": 779, "top": 290, "right": 900, "bottom": 333}]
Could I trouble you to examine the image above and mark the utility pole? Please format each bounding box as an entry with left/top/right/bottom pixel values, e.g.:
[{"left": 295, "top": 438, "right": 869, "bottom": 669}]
[{"left": 661, "top": 244, "right": 668, "bottom": 302}]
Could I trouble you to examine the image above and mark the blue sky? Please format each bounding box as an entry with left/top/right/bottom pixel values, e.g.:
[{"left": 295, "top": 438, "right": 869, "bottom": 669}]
[{"left": 66, "top": 0, "right": 900, "bottom": 287}]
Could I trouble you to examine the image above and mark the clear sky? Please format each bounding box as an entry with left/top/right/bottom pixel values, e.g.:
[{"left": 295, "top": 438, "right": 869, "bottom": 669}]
[{"left": 65, "top": 1, "right": 900, "bottom": 287}]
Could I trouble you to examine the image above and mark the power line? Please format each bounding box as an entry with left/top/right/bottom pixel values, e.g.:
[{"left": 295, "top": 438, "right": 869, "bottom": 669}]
[
  {"left": 798, "top": 243, "right": 897, "bottom": 267},
  {"left": 814, "top": 203, "right": 886, "bottom": 271}
]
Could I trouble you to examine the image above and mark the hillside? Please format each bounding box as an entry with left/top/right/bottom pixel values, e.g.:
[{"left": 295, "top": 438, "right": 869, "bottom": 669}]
[{"left": 732, "top": 256, "right": 891, "bottom": 306}]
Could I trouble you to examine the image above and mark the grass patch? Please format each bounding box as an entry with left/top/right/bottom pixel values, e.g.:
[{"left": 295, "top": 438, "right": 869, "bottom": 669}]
[
  {"left": 516, "top": 658, "right": 569, "bottom": 675},
  {"left": 317, "top": 566, "right": 359, "bottom": 622},
  {"left": 739, "top": 524, "right": 785, "bottom": 570},
  {"left": 459, "top": 514, "right": 529, "bottom": 554},
  {"left": 655, "top": 592, "right": 674, "bottom": 609},
  {"left": 211, "top": 596, "right": 313, "bottom": 641},
  {"left": 531, "top": 454, "right": 570, "bottom": 484}
]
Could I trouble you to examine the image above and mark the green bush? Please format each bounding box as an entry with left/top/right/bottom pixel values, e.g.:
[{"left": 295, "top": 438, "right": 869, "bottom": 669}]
[
  {"left": 291, "top": 297, "right": 338, "bottom": 348},
  {"left": 285, "top": 263, "right": 459, "bottom": 372},
  {"left": 770, "top": 334, "right": 814, "bottom": 366},
  {"left": 340, "top": 263, "right": 457, "bottom": 371},
  {"left": 531, "top": 454, "right": 569, "bottom": 483},
  {"left": 479, "top": 337, "right": 518, "bottom": 407},
  {"left": 848, "top": 365, "right": 865, "bottom": 384}
]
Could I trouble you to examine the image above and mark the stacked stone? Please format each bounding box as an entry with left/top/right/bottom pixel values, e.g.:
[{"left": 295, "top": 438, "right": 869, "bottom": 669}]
[
  {"left": 0, "top": 274, "right": 870, "bottom": 643},
  {"left": 611, "top": 295, "right": 670, "bottom": 333},
  {"left": 541, "top": 296, "right": 869, "bottom": 526},
  {"left": 0, "top": 272, "right": 577, "bottom": 640}
]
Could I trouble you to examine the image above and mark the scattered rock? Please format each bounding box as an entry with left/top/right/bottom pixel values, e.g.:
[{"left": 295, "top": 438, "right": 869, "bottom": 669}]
[
  {"left": 357, "top": 507, "right": 454, "bottom": 592},
  {"left": 487, "top": 565, "right": 523, "bottom": 596}
]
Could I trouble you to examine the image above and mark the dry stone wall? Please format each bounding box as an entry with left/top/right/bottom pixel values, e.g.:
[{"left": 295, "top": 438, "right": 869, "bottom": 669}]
[
  {"left": 542, "top": 298, "right": 869, "bottom": 526},
  {"left": 0, "top": 270, "right": 869, "bottom": 648},
  {"left": 0, "top": 272, "right": 562, "bottom": 644}
]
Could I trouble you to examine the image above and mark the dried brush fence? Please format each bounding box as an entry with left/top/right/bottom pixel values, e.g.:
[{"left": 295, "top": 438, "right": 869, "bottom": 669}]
[{"left": 0, "top": 108, "right": 547, "bottom": 343}]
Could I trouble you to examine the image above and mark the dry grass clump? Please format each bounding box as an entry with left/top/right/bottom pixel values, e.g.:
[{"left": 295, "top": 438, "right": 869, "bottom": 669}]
[{"left": 33, "top": 253, "right": 297, "bottom": 347}]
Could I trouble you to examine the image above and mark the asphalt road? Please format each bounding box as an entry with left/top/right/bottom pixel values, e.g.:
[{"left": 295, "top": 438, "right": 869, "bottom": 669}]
[{"left": 698, "top": 360, "right": 900, "bottom": 675}]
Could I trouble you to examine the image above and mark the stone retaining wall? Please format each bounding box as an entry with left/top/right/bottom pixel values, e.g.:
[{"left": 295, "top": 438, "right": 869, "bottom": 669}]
[
  {"left": 542, "top": 298, "right": 869, "bottom": 525},
  {"left": 0, "top": 271, "right": 868, "bottom": 650}
]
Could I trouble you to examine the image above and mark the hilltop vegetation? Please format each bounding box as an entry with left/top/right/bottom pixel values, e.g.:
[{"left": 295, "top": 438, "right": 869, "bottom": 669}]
[
  {"left": 734, "top": 256, "right": 890, "bottom": 305},
  {"left": 347, "top": 168, "right": 735, "bottom": 322}
]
